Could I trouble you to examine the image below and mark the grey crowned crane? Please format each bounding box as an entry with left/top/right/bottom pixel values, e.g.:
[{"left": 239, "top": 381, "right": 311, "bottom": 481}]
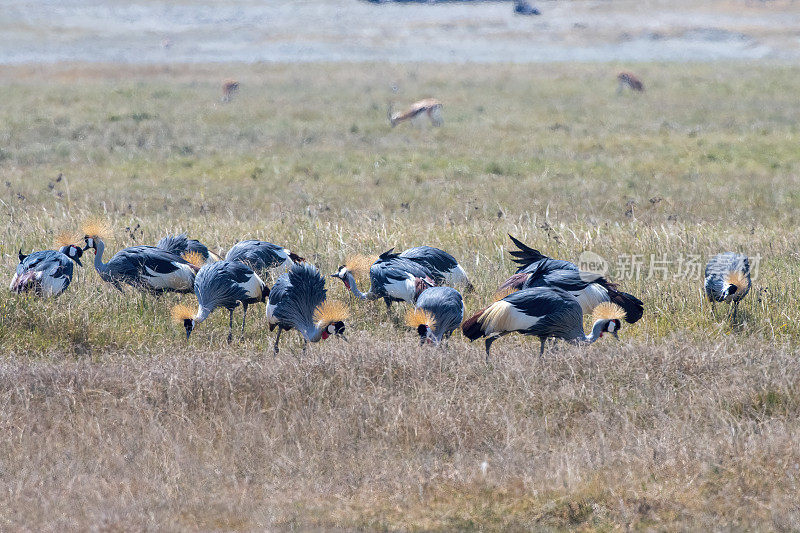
[
  {"left": 225, "top": 240, "right": 305, "bottom": 275},
  {"left": 398, "top": 246, "right": 472, "bottom": 289},
  {"left": 498, "top": 263, "right": 644, "bottom": 324},
  {"left": 331, "top": 250, "right": 434, "bottom": 309},
  {"left": 704, "top": 252, "right": 750, "bottom": 323},
  {"left": 267, "top": 263, "right": 349, "bottom": 355},
  {"left": 10, "top": 234, "right": 84, "bottom": 297},
  {"left": 157, "top": 233, "right": 221, "bottom": 263},
  {"left": 172, "top": 258, "right": 268, "bottom": 342},
  {"left": 462, "top": 287, "right": 626, "bottom": 361},
  {"left": 405, "top": 286, "right": 465, "bottom": 345},
  {"left": 82, "top": 220, "right": 198, "bottom": 293},
  {"left": 500, "top": 234, "right": 644, "bottom": 323}
]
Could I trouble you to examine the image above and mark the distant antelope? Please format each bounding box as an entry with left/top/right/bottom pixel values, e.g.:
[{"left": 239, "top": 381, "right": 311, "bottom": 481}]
[
  {"left": 388, "top": 98, "right": 443, "bottom": 127},
  {"left": 221, "top": 79, "right": 240, "bottom": 103},
  {"left": 617, "top": 72, "right": 644, "bottom": 94}
]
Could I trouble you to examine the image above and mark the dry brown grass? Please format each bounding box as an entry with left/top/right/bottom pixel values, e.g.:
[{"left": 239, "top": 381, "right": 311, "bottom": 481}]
[{"left": 1, "top": 337, "right": 799, "bottom": 530}]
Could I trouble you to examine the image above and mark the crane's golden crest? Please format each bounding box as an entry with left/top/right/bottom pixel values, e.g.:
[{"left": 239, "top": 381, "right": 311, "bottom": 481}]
[
  {"left": 182, "top": 251, "right": 205, "bottom": 267},
  {"left": 724, "top": 270, "right": 750, "bottom": 292},
  {"left": 405, "top": 308, "right": 436, "bottom": 329},
  {"left": 592, "top": 302, "right": 626, "bottom": 321},
  {"left": 313, "top": 300, "right": 350, "bottom": 327},
  {"left": 54, "top": 231, "right": 82, "bottom": 248},
  {"left": 344, "top": 255, "right": 378, "bottom": 279},
  {"left": 493, "top": 286, "right": 519, "bottom": 302},
  {"left": 81, "top": 218, "right": 112, "bottom": 240},
  {"left": 171, "top": 304, "right": 195, "bottom": 323}
]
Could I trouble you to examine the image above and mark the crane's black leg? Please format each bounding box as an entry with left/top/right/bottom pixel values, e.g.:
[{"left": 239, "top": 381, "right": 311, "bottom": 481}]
[
  {"left": 302, "top": 339, "right": 308, "bottom": 356},
  {"left": 539, "top": 337, "right": 546, "bottom": 357},
  {"left": 485, "top": 337, "right": 496, "bottom": 363},
  {"left": 273, "top": 327, "right": 282, "bottom": 356},
  {"left": 384, "top": 298, "right": 392, "bottom": 311},
  {"left": 732, "top": 301, "right": 739, "bottom": 326},
  {"left": 241, "top": 303, "right": 248, "bottom": 336},
  {"left": 227, "top": 309, "right": 234, "bottom": 343}
]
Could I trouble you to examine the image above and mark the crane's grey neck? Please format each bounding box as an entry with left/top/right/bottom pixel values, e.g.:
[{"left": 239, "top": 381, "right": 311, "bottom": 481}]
[
  {"left": 566, "top": 320, "right": 606, "bottom": 346},
  {"left": 93, "top": 238, "right": 111, "bottom": 277},
  {"left": 584, "top": 321, "right": 607, "bottom": 344},
  {"left": 299, "top": 323, "right": 324, "bottom": 343},
  {"left": 195, "top": 306, "right": 212, "bottom": 324},
  {"left": 344, "top": 271, "right": 376, "bottom": 300}
]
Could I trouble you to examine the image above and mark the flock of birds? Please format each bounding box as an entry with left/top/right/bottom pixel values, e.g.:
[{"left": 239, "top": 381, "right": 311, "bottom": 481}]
[{"left": 10, "top": 221, "right": 751, "bottom": 359}]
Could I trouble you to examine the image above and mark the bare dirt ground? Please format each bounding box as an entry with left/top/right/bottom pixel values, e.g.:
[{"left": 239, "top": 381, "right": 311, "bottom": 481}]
[{"left": 2, "top": 0, "right": 800, "bottom": 64}]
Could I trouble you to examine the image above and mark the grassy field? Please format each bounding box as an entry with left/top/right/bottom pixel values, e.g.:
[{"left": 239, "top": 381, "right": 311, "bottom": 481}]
[{"left": 1, "top": 62, "right": 800, "bottom": 529}]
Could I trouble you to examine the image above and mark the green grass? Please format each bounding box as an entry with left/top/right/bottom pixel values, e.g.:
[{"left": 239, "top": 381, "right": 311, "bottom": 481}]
[{"left": 1, "top": 62, "right": 800, "bottom": 529}]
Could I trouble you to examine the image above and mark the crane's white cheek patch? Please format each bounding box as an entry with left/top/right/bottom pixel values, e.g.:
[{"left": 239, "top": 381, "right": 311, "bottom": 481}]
[{"left": 608, "top": 321, "right": 617, "bottom": 333}]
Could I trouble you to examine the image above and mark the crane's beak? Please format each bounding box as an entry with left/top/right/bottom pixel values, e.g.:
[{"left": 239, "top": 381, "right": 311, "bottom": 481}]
[
  {"left": 74, "top": 257, "right": 83, "bottom": 267},
  {"left": 338, "top": 334, "right": 349, "bottom": 343}
]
